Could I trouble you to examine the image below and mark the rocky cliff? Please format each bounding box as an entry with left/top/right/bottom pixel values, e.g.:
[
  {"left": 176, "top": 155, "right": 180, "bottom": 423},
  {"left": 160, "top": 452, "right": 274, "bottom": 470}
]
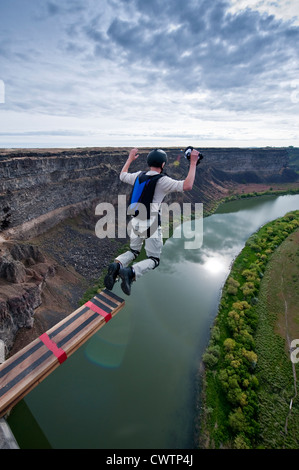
[
  {"left": 0, "top": 146, "right": 298, "bottom": 355},
  {"left": 0, "top": 148, "right": 130, "bottom": 240},
  {"left": 0, "top": 241, "right": 54, "bottom": 351},
  {"left": 0, "top": 147, "right": 296, "bottom": 240},
  {"left": 198, "top": 147, "right": 289, "bottom": 173}
]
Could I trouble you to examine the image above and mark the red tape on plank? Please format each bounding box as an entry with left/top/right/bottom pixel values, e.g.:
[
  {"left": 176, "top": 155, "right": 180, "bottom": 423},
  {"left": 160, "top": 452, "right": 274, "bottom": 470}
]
[
  {"left": 40, "top": 333, "right": 67, "bottom": 364},
  {"left": 85, "top": 301, "right": 112, "bottom": 323}
]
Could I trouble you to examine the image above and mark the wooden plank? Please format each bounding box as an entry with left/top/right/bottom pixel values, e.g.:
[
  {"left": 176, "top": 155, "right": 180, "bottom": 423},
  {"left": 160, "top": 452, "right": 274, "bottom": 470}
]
[{"left": 0, "top": 289, "right": 125, "bottom": 417}]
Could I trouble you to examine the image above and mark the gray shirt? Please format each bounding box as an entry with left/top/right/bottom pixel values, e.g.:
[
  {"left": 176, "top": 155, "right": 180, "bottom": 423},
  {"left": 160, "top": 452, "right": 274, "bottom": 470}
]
[{"left": 120, "top": 170, "right": 184, "bottom": 214}]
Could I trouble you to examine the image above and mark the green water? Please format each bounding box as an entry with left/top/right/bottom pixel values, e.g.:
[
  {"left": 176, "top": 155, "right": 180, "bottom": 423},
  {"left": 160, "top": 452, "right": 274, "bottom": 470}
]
[{"left": 8, "top": 194, "right": 299, "bottom": 448}]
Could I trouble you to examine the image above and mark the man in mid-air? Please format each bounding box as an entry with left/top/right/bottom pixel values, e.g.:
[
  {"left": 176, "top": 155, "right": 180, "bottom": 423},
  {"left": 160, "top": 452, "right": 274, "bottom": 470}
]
[{"left": 104, "top": 147, "right": 199, "bottom": 295}]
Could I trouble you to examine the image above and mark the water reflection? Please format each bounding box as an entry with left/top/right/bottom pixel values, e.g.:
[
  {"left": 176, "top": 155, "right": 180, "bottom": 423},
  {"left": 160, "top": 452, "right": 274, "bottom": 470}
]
[
  {"left": 20, "top": 194, "right": 299, "bottom": 449},
  {"left": 161, "top": 195, "right": 299, "bottom": 274},
  {"left": 203, "top": 255, "right": 228, "bottom": 276},
  {"left": 160, "top": 215, "right": 243, "bottom": 270}
]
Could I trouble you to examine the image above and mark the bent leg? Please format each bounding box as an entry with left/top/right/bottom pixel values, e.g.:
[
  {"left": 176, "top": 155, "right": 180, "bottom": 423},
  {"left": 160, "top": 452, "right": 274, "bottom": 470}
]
[
  {"left": 132, "top": 227, "right": 163, "bottom": 279},
  {"left": 115, "top": 234, "right": 143, "bottom": 267},
  {"left": 132, "top": 258, "right": 156, "bottom": 279}
]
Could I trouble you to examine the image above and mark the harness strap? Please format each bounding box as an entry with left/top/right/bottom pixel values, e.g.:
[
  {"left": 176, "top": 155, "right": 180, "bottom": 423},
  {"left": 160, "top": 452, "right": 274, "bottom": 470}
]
[
  {"left": 148, "top": 256, "right": 160, "bottom": 269},
  {"left": 129, "top": 172, "right": 165, "bottom": 220},
  {"left": 130, "top": 248, "right": 140, "bottom": 259}
]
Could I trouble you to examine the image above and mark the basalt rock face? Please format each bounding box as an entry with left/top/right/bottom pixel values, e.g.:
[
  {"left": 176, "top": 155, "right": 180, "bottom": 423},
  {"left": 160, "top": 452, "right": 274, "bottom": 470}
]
[
  {"left": 0, "top": 242, "right": 56, "bottom": 352},
  {"left": 0, "top": 146, "right": 297, "bottom": 354},
  {"left": 197, "top": 148, "right": 296, "bottom": 184},
  {"left": 197, "top": 147, "right": 289, "bottom": 174},
  {"left": 0, "top": 147, "right": 296, "bottom": 240},
  {"left": 0, "top": 148, "right": 128, "bottom": 240}
]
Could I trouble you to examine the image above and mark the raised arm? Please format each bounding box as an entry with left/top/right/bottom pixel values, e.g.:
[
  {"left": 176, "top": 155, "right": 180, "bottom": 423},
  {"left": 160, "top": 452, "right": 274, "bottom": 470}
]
[
  {"left": 121, "top": 148, "right": 140, "bottom": 174},
  {"left": 183, "top": 149, "right": 199, "bottom": 191}
]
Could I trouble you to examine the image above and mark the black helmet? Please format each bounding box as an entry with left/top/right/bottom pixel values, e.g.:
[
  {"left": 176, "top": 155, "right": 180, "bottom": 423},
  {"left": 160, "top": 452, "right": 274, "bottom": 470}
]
[{"left": 147, "top": 149, "right": 167, "bottom": 168}]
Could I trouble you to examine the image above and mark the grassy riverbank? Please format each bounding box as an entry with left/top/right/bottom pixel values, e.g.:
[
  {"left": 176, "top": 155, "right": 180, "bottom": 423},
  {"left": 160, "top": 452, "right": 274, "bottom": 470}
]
[
  {"left": 207, "top": 186, "right": 299, "bottom": 217},
  {"left": 200, "top": 210, "right": 299, "bottom": 449},
  {"left": 254, "top": 229, "right": 299, "bottom": 448},
  {"left": 226, "top": 186, "right": 299, "bottom": 201}
]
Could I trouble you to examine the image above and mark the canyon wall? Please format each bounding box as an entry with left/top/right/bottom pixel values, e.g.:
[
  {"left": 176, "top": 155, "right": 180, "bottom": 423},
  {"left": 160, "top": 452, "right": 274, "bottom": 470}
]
[
  {"left": 0, "top": 241, "right": 55, "bottom": 351},
  {"left": 0, "top": 146, "right": 298, "bottom": 354},
  {"left": 0, "top": 148, "right": 128, "bottom": 239},
  {"left": 198, "top": 147, "right": 289, "bottom": 173},
  {"left": 0, "top": 147, "right": 296, "bottom": 241}
]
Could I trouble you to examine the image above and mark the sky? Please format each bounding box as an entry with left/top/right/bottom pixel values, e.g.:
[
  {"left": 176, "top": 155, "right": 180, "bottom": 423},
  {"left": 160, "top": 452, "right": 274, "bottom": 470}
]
[{"left": 0, "top": 0, "right": 298, "bottom": 148}]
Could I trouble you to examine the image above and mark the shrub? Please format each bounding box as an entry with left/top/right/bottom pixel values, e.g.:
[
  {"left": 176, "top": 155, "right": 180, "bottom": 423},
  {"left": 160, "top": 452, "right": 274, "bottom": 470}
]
[
  {"left": 242, "top": 269, "right": 257, "bottom": 281},
  {"left": 203, "top": 351, "right": 219, "bottom": 368},
  {"left": 241, "top": 282, "right": 256, "bottom": 297},
  {"left": 210, "top": 325, "right": 220, "bottom": 342},
  {"left": 234, "top": 434, "right": 250, "bottom": 449},
  {"left": 223, "top": 338, "right": 236, "bottom": 352},
  {"left": 227, "top": 285, "right": 238, "bottom": 295},
  {"left": 229, "top": 408, "right": 247, "bottom": 432}
]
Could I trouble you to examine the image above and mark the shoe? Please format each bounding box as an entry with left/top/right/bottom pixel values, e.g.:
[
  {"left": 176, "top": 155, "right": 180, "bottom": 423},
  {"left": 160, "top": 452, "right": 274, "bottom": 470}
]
[
  {"left": 104, "top": 262, "right": 120, "bottom": 290},
  {"left": 119, "top": 267, "right": 135, "bottom": 296}
]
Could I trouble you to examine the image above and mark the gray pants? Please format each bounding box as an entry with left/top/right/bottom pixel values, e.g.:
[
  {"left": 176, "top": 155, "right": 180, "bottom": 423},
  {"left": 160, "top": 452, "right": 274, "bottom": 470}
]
[{"left": 115, "top": 222, "right": 163, "bottom": 279}]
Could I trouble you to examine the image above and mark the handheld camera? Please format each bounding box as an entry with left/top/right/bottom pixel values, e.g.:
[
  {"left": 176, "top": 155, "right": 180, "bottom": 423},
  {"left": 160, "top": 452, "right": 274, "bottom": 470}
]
[{"left": 184, "top": 146, "right": 204, "bottom": 166}]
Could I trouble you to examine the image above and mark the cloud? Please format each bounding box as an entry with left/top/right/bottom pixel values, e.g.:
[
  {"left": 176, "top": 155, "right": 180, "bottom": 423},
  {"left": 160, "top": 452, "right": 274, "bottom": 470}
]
[
  {"left": 229, "top": 0, "right": 299, "bottom": 25},
  {"left": 75, "top": 0, "right": 299, "bottom": 103},
  {"left": 0, "top": 0, "right": 298, "bottom": 147},
  {"left": 45, "top": 0, "right": 86, "bottom": 17},
  {"left": 46, "top": 1, "right": 60, "bottom": 16}
]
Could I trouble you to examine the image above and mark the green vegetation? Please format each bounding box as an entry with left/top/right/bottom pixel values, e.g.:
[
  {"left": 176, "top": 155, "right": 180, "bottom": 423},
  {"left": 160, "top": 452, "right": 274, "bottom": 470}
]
[
  {"left": 201, "top": 210, "right": 299, "bottom": 449},
  {"left": 79, "top": 273, "right": 106, "bottom": 306},
  {"left": 223, "top": 186, "right": 299, "bottom": 204}
]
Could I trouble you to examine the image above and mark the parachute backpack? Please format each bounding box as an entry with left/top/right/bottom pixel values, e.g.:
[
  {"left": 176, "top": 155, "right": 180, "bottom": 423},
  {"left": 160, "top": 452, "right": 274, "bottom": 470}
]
[{"left": 129, "top": 171, "right": 165, "bottom": 221}]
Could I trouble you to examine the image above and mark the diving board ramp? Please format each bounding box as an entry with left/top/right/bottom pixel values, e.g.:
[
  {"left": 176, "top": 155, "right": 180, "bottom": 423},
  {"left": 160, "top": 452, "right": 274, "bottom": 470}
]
[{"left": 0, "top": 289, "right": 125, "bottom": 418}]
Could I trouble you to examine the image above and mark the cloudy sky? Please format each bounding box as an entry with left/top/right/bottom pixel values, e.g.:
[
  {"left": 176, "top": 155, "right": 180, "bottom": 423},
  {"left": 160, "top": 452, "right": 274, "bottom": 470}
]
[{"left": 0, "top": 0, "right": 298, "bottom": 148}]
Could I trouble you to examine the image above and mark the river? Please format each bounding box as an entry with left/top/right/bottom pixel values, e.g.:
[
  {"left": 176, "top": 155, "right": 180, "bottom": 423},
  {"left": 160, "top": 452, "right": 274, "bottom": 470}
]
[{"left": 8, "top": 193, "right": 299, "bottom": 448}]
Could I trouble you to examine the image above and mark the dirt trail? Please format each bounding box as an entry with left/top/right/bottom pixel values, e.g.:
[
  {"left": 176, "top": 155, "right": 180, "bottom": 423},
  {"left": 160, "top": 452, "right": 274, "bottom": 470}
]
[{"left": 281, "top": 265, "right": 298, "bottom": 435}]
